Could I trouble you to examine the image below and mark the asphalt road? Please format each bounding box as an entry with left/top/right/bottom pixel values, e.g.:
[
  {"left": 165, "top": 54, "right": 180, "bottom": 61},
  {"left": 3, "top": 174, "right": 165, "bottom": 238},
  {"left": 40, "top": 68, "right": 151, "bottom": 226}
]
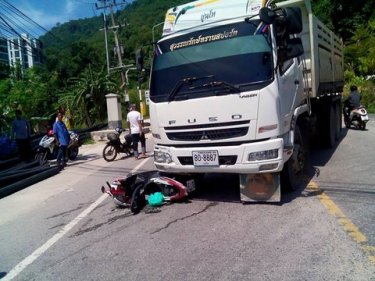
[{"left": 0, "top": 120, "right": 374, "bottom": 281}]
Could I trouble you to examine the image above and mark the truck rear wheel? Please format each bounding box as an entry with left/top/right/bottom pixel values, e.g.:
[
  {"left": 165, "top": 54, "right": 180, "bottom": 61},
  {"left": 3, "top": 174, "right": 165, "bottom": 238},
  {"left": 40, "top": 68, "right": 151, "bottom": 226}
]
[
  {"left": 327, "top": 105, "right": 336, "bottom": 148},
  {"left": 335, "top": 102, "right": 341, "bottom": 140},
  {"left": 281, "top": 125, "right": 307, "bottom": 192},
  {"left": 318, "top": 99, "right": 340, "bottom": 148}
]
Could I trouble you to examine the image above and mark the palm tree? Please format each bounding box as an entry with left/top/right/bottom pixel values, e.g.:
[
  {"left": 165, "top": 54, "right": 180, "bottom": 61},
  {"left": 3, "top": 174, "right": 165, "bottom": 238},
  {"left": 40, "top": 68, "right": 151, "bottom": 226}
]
[{"left": 67, "top": 65, "right": 119, "bottom": 127}]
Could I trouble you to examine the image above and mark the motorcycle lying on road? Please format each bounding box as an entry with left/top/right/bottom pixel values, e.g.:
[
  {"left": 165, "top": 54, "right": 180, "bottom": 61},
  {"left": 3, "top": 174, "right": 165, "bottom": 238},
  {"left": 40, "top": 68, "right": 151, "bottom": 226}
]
[
  {"left": 34, "top": 130, "right": 80, "bottom": 164},
  {"left": 102, "top": 128, "right": 134, "bottom": 161},
  {"left": 343, "top": 104, "right": 369, "bottom": 130},
  {"left": 101, "top": 171, "right": 196, "bottom": 214}
]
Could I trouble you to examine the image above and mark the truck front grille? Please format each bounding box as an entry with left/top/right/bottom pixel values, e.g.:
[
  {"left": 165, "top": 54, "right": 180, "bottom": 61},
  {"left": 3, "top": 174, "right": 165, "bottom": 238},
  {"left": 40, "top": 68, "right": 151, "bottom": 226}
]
[
  {"left": 178, "top": 155, "right": 237, "bottom": 166},
  {"left": 166, "top": 127, "right": 248, "bottom": 141}
]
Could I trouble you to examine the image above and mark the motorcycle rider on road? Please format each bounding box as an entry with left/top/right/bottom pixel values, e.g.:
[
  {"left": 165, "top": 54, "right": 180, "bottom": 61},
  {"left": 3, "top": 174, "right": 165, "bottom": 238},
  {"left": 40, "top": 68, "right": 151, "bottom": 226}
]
[{"left": 344, "top": 85, "right": 361, "bottom": 121}]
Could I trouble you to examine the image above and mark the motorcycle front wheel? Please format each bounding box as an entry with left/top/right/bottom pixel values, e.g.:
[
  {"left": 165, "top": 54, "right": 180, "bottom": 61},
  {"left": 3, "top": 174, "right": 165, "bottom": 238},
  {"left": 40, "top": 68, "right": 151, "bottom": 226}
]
[
  {"left": 68, "top": 146, "right": 79, "bottom": 160},
  {"left": 103, "top": 144, "right": 117, "bottom": 162},
  {"left": 113, "top": 195, "right": 131, "bottom": 207},
  {"left": 35, "top": 151, "right": 48, "bottom": 165},
  {"left": 344, "top": 118, "right": 351, "bottom": 129}
]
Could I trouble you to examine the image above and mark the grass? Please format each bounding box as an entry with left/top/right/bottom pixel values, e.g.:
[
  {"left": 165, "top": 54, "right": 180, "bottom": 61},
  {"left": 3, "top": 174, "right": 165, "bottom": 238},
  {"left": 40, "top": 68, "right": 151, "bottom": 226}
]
[{"left": 82, "top": 136, "right": 95, "bottom": 145}]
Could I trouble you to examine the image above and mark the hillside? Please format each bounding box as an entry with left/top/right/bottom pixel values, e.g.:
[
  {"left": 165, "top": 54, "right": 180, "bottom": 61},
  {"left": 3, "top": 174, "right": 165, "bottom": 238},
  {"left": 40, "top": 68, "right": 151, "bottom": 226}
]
[
  {"left": 39, "top": 0, "right": 187, "bottom": 78},
  {"left": 39, "top": 0, "right": 374, "bottom": 76},
  {"left": 1, "top": 0, "right": 374, "bottom": 128}
]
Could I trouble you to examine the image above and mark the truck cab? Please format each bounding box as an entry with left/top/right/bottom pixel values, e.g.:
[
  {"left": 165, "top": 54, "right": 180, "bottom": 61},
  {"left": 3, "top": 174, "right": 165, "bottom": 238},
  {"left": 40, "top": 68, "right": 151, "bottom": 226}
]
[{"left": 148, "top": 0, "right": 343, "bottom": 196}]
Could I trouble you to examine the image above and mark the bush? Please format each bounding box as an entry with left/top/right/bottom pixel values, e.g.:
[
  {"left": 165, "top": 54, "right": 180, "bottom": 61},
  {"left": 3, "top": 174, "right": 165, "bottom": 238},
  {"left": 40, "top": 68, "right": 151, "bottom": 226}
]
[{"left": 344, "top": 70, "right": 375, "bottom": 113}]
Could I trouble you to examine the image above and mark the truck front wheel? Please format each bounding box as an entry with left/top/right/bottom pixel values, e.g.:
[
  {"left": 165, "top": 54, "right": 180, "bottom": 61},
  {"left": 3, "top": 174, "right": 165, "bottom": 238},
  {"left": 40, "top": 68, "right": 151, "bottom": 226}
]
[{"left": 281, "top": 125, "right": 307, "bottom": 192}]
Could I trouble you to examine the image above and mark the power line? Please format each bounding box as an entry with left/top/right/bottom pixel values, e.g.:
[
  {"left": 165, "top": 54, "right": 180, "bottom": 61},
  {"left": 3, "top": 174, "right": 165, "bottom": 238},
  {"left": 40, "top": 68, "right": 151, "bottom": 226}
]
[
  {"left": 0, "top": 0, "right": 49, "bottom": 35},
  {"left": 0, "top": 11, "right": 39, "bottom": 39},
  {"left": 0, "top": 0, "right": 66, "bottom": 46}
]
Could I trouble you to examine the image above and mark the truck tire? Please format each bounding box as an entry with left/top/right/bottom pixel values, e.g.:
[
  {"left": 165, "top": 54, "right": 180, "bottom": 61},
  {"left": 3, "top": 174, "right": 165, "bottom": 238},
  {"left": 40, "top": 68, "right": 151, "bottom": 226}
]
[
  {"left": 327, "top": 104, "right": 336, "bottom": 148},
  {"left": 281, "top": 125, "right": 307, "bottom": 192}
]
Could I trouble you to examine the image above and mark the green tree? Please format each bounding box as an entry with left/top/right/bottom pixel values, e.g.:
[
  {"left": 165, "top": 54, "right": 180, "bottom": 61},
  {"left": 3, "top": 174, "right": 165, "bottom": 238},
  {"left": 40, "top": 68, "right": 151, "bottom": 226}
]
[
  {"left": 345, "top": 18, "right": 375, "bottom": 77},
  {"left": 30, "top": 0, "right": 375, "bottom": 120},
  {"left": 66, "top": 65, "right": 118, "bottom": 127}
]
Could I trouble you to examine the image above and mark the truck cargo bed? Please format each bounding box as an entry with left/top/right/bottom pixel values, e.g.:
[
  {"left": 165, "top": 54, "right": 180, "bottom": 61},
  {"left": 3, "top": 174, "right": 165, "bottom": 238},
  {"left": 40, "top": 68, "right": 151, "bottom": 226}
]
[{"left": 279, "top": 0, "right": 344, "bottom": 98}]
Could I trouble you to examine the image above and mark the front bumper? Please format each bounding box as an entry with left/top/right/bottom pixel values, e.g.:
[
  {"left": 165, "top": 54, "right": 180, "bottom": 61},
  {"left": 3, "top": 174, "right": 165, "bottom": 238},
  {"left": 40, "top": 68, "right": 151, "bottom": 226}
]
[{"left": 154, "top": 138, "right": 285, "bottom": 174}]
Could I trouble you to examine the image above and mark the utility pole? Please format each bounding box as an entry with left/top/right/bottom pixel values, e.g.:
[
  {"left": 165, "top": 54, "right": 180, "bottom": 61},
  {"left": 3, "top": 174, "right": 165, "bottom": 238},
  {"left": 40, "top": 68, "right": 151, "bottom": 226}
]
[
  {"left": 102, "top": 11, "right": 110, "bottom": 73},
  {"left": 97, "top": 0, "right": 130, "bottom": 104}
]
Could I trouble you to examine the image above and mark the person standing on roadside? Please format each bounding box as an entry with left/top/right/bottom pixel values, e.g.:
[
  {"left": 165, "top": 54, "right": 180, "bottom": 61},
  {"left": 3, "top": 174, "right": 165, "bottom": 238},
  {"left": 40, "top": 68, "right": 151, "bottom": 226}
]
[
  {"left": 12, "top": 109, "right": 32, "bottom": 161},
  {"left": 56, "top": 106, "right": 73, "bottom": 130},
  {"left": 126, "top": 104, "right": 146, "bottom": 159},
  {"left": 53, "top": 112, "right": 70, "bottom": 169}
]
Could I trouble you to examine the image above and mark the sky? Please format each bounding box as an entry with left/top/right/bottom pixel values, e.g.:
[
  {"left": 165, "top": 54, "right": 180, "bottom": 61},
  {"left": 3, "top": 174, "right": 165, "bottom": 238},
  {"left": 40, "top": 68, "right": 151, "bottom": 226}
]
[{"left": 10, "top": 0, "right": 100, "bottom": 35}]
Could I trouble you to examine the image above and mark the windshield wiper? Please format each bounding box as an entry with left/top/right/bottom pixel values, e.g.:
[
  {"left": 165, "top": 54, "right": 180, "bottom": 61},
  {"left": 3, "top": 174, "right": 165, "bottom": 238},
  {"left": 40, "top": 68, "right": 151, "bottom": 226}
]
[
  {"left": 189, "top": 81, "right": 241, "bottom": 93},
  {"left": 168, "top": 75, "right": 214, "bottom": 102}
]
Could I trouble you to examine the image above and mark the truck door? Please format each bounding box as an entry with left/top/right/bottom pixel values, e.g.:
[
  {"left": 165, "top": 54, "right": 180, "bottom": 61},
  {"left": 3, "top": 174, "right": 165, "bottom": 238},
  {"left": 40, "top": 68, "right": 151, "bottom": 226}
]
[{"left": 277, "top": 58, "right": 302, "bottom": 128}]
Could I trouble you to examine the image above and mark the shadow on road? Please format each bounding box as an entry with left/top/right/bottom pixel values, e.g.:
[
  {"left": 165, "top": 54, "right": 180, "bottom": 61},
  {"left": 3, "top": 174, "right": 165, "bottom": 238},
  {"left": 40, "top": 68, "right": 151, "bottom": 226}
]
[
  {"left": 281, "top": 126, "right": 350, "bottom": 203},
  {"left": 193, "top": 173, "right": 241, "bottom": 203},
  {"left": 193, "top": 127, "right": 352, "bottom": 205},
  {"left": 310, "top": 127, "right": 348, "bottom": 167},
  {"left": 65, "top": 153, "right": 102, "bottom": 168}
]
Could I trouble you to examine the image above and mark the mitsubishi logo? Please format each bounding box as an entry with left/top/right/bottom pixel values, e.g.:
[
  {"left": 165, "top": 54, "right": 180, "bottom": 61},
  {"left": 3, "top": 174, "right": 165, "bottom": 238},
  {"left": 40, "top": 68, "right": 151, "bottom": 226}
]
[{"left": 200, "top": 131, "right": 209, "bottom": 140}]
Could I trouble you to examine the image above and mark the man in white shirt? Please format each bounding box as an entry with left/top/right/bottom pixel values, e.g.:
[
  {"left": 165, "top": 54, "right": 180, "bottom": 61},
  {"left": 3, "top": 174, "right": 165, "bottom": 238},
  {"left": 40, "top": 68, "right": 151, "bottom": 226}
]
[{"left": 126, "top": 104, "right": 146, "bottom": 159}]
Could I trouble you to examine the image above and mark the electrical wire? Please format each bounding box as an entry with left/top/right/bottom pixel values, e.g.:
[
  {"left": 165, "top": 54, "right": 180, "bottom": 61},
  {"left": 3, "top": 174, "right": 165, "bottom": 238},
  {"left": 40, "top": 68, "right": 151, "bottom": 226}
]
[
  {"left": 0, "top": 0, "right": 66, "bottom": 45},
  {"left": 0, "top": 0, "right": 49, "bottom": 35}
]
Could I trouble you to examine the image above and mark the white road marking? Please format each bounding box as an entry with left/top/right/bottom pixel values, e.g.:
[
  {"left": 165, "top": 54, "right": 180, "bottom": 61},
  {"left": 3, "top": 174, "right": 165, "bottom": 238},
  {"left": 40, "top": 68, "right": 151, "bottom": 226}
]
[{"left": 3, "top": 158, "right": 149, "bottom": 281}]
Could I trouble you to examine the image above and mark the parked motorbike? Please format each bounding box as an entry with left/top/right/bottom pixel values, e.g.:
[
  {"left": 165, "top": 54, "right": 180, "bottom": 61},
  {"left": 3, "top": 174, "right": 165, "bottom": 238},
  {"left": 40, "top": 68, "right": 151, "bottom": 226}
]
[
  {"left": 343, "top": 105, "right": 369, "bottom": 130},
  {"left": 102, "top": 128, "right": 133, "bottom": 162},
  {"left": 101, "top": 171, "right": 196, "bottom": 214},
  {"left": 34, "top": 130, "right": 80, "bottom": 164}
]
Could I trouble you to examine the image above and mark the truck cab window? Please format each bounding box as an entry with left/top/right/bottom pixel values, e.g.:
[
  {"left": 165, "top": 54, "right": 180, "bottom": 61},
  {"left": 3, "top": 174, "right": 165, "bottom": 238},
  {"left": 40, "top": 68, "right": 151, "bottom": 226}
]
[
  {"left": 279, "top": 58, "right": 294, "bottom": 75},
  {"left": 150, "top": 21, "right": 274, "bottom": 102}
]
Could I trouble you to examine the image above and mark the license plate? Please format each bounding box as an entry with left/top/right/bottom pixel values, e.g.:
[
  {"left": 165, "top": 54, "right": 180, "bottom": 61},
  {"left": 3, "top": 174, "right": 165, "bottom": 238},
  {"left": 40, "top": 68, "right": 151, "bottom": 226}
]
[
  {"left": 361, "top": 116, "right": 368, "bottom": 121},
  {"left": 192, "top": 150, "right": 219, "bottom": 167}
]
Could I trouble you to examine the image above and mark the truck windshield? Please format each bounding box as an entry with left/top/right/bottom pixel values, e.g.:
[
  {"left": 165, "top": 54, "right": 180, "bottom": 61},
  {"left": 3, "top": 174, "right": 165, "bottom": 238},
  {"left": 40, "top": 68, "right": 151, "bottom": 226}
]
[{"left": 150, "top": 20, "right": 273, "bottom": 102}]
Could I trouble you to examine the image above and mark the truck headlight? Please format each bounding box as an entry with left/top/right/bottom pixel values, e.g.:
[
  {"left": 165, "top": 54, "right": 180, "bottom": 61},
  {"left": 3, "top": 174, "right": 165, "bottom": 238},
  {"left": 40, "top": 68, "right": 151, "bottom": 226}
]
[
  {"left": 154, "top": 150, "right": 173, "bottom": 164},
  {"left": 248, "top": 149, "right": 278, "bottom": 161},
  {"left": 152, "top": 133, "right": 161, "bottom": 139}
]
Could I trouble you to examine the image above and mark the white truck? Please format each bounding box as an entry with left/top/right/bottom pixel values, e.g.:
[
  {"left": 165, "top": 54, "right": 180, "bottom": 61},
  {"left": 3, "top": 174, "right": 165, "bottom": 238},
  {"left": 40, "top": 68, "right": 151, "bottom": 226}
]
[{"left": 147, "top": 0, "right": 343, "bottom": 200}]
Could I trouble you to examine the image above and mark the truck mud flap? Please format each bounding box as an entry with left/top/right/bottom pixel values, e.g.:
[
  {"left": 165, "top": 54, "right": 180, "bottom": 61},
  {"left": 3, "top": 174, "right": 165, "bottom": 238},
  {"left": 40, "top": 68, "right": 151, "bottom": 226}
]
[{"left": 239, "top": 173, "right": 281, "bottom": 203}]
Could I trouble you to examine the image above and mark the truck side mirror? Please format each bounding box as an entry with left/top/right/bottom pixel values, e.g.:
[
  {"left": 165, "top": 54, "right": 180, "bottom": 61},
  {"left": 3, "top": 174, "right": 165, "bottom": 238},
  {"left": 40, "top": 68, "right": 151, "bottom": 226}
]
[
  {"left": 259, "top": 7, "right": 302, "bottom": 35},
  {"left": 259, "top": 7, "right": 276, "bottom": 24},
  {"left": 278, "top": 38, "right": 304, "bottom": 62},
  {"left": 284, "top": 7, "right": 302, "bottom": 34},
  {"left": 135, "top": 48, "right": 144, "bottom": 71}
]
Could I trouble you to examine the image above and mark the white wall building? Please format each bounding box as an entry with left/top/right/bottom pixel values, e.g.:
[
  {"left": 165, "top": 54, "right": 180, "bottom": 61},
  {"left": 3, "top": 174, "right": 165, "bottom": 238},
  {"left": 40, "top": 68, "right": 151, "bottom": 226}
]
[{"left": 7, "top": 33, "right": 42, "bottom": 70}]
